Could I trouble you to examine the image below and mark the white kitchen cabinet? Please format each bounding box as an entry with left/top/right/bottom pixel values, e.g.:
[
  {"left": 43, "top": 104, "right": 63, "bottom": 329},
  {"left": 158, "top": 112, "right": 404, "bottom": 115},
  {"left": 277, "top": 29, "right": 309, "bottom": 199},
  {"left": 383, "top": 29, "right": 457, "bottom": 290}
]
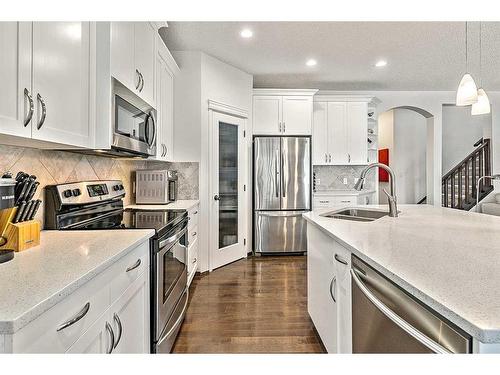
[
  {"left": 32, "top": 22, "right": 92, "bottom": 148},
  {"left": 111, "top": 22, "right": 156, "bottom": 106},
  {"left": 153, "top": 35, "right": 178, "bottom": 161},
  {"left": 0, "top": 22, "right": 32, "bottom": 139},
  {"left": 252, "top": 90, "right": 317, "bottom": 135},
  {"left": 252, "top": 95, "right": 282, "bottom": 135},
  {"left": 312, "top": 96, "right": 376, "bottom": 166},
  {"left": 66, "top": 311, "right": 111, "bottom": 354},
  {"left": 110, "top": 271, "right": 149, "bottom": 354},
  {"left": 187, "top": 204, "right": 200, "bottom": 286},
  {"left": 333, "top": 242, "right": 352, "bottom": 353},
  {"left": 307, "top": 224, "right": 338, "bottom": 353}
]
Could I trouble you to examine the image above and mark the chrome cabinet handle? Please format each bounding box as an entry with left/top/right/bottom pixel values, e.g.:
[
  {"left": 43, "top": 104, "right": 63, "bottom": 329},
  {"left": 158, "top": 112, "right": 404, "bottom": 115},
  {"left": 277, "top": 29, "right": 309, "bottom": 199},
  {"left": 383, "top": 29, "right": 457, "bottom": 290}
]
[
  {"left": 192, "top": 232, "right": 197, "bottom": 237},
  {"left": 329, "top": 275, "right": 337, "bottom": 302},
  {"left": 126, "top": 258, "right": 141, "bottom": 272},
  {"left": 350, "top": 268, "right": 451, "bottom": 354},
  {"left": 138, "top": 71, "right": 144, "bottom": 92},
  {"left": 275, "top": 149, "right": 280, "bottom": 198},
  {"left": 329, "top": 154, "right": 332, "bottom": 163},
  {"left": 283, "top": 121, "right": 286, "bottom": 133},
  {"left": 214, "top": 194, "right": 220, "bottom": 201},
  {"left": 105, "top": 321, "right": 115, "bottom": 354},
  {"left": 279, "top": 122, "right": 282, "bottom": 132},
  {"left": 135, "top": 69, "right": 141, "bottom": 90},
  {"left": 56, "top": 302, "right": 90, "bottom": 331},
  {"left": 348, "top": 153, "right": 351, "bottom": 163},
  {"left": 24, "top": 88, "right": 34, "bottom": 127},
  {"left": 36, "top": 93, "right": 47, "bottom": 130},
  {"left": 325, "top": 153, "right": 328, "bottom": 163},
  {"left": 282, "top": 150, "right": 286, "bottom": 198},
  {"left": 192, "top": 257, "right": 197, "bottom": 264},
  {"left": 113, "top": 313, "right": 122, "bottom": 349},
  {"left": 193, "top": 211, "right": 198, "bottom": 215},
  {"left": 334, "top": 254, "right": 348, "bottom": 265}
]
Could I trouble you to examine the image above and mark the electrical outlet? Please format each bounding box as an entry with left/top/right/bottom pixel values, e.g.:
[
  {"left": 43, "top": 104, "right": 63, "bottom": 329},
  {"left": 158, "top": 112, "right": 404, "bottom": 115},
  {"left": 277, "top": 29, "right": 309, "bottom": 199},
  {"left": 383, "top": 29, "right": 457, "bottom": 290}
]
[{"left": 343, "top": 177, "right": 348, "bottom": 185}]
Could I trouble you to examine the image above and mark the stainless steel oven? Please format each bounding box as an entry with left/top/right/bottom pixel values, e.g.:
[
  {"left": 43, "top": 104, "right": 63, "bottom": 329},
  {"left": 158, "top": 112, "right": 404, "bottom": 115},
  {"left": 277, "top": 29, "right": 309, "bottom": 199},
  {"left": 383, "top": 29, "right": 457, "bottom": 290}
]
[
  {"left": 153, "top": 217, "right": 188, "bottom": 353},
  {"left": 111, "top": 78, "right": 156, "bottom": 157}
]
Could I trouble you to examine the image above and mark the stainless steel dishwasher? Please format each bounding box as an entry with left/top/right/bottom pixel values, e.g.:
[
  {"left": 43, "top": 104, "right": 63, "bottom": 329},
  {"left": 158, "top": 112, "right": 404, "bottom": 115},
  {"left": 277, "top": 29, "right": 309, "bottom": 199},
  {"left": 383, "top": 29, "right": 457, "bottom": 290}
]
[{"left": 351, "top": 255, "right": 472, "bottom": 353}]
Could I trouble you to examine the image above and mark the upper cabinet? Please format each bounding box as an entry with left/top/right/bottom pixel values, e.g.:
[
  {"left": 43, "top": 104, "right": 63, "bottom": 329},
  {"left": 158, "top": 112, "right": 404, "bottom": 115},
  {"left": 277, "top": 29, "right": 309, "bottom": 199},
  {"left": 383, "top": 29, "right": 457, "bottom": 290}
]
[
  {"left": 153, "top": 35, "right": 179, "bottom": 162},
  {"left": 252, "top": 89, "right": 317, "bottom": 135},
  {"left": 312, "top": 96, "right": 377, "bottom": 166},
  {"left": 111, "top": 22, "right": 156, "bottom": 106},
  {"left": 0, "top": 22, "right": 94, "bottom": 148}
]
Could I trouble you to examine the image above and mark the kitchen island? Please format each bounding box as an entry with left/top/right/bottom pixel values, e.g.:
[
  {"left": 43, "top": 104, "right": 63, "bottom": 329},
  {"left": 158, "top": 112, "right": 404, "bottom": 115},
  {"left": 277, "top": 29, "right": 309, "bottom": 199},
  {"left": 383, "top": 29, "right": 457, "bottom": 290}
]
[{"left": 304, "top": 204, "right": 500, "bottom": 354}]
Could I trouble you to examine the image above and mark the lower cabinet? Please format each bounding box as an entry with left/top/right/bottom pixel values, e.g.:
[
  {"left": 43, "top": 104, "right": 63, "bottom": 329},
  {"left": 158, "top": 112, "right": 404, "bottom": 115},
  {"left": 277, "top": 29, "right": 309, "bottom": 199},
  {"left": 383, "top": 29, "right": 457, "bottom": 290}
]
[
  {"left": 66, "top": 311, "right": 111, "bottom": 354},
  {"left": 307, "top": 223, "right": 352, "bottom": 353}
]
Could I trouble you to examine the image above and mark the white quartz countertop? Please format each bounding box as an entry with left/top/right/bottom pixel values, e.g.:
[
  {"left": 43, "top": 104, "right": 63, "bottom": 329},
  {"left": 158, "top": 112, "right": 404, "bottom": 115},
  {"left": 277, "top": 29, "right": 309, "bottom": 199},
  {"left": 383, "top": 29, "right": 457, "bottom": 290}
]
[
  {"left": 314, "top": 190, "right": 375, "bottom": 196},
  {"left": 126, "top": 199, "right": 199, "bottom": 211},
  {"left": 303, "top": 204, "right": 500, "bottom": 343},
  {"left": 0, "top": 229, "right": 154, "bottom": 334}
]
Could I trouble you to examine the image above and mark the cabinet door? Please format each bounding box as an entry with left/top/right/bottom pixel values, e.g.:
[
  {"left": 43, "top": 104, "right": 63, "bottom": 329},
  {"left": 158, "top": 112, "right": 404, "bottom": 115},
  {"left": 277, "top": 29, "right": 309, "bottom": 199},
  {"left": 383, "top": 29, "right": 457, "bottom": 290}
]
[
  {"left": 134, "top": 22, "right": 156, "bottom": 106},
  {"left": 161, "top": 63, "right": 174, "bottom": 161},
  {"left": 110, "top": 22, "right": 136, "bottom": 91},
  {"left": 282, "top": 96, "right": 312, "bottom": 135},
  {"left": 347, "top": 102, "right": 368, "bottom": 164},
  {"left": 252, "top": 95, "right": 282, "bottom": 135},
  {"left": 32, "top": 22, "right": 92, "bottom": 148},
  {"left": 333, "top": 243, "right": 352, "bottom": 354},
  {"left": 0, "top": 22, "right": 32, "bottom": 138},
  {"left": 111, "top": 272, "right": 149, "bottom": 354},
  {"left": 312, "top": 102, "right": 328, "bottom": 165},
  {"left": 66, "top": 311, "right": 111, "bottom": 354},
  {"left": 307, "top": 225, "right": 337, "bottom": 353},
  {"left": 327, "top": 102, "right": 348, "bottom": 164}
]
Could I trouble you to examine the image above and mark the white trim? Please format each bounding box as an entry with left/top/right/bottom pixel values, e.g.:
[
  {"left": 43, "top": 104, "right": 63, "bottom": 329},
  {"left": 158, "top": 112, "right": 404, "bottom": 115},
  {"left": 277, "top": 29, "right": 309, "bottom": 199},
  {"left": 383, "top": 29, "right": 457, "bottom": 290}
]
[
  {"left": 208, "top": 100, "right": 249, "bottom": 119},
  {"left": 314, "top": 94, "right": 378, "bottom": 103},
  {"left": 253, "top": 88, "right": 318, "bottom": 97},
  {"left": 151, "top": 22, "right": 168, "bottom": 31},
  {"left": 156, "top": 35, "right": 180, "bottom": 75}
]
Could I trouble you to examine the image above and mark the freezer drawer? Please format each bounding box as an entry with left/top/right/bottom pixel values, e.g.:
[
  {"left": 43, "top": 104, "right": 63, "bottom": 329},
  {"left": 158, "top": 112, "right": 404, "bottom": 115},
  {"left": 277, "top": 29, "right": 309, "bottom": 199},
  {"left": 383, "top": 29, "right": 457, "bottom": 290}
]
[{"left": 254, "top": 211, "right": 308, "bottom": 253}]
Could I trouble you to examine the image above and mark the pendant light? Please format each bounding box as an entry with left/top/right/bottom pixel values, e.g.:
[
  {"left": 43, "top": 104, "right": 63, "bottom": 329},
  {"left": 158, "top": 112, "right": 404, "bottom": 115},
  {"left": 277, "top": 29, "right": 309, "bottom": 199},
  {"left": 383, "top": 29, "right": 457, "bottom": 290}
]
[
  {"left": 456, "top": 22, "right": 478, "bottom": 106},
  {"left": 472, "top": 22, "right": 491, "bottom": 115}
]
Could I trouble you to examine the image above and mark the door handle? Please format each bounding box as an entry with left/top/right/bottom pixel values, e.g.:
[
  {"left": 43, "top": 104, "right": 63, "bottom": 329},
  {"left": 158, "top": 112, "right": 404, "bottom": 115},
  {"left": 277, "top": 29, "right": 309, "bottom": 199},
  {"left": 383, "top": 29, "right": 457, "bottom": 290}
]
[
  {"left": 56, "top": 302, "right": 90, "bottom": 331},
  {"left": 325, "top": 153, "right": 328, "bottom": 163},
  {"left": 113, "top": 313, "right": 123, "bottom": 349},
  {"left": 135, "top": 69, "right": 141, "bottom": 90},
  {"left": 329, "top": 275, "right": 337, "bottom": 302},
  {"left": 275, "top": 149, "right": 280, "bottom": 198},
  {"left": 126, "top": 258, "right": 141, "bottom": 272},
  {"left": 36, "top": 93, "right": 47, "bottom": 130},
  {"left": 334, "top": 254, "right": 348, "bottom": 265},
  {"left": 105, "top": 321, "right": 115, "bottom": 354},
  {"left": 214, "top": 194, "right": 220, "bottom": 201},
  {"left": 329, "top": 154, "right": 332, "bottom": 163},
  {"left": 138, "top": 71, "right": 145, "bottom": 92},
  {"left": 283, "top": 121, "right": 286, "bottom": 133},
  {"left": 282, "top": 150, "right": 286, "bottom": 198},
  {"left": 24, "top": 88, "right": 34, "bottom": 127},
  {"left": 348, "top": 153, "right": 351, "bottom": 163}
]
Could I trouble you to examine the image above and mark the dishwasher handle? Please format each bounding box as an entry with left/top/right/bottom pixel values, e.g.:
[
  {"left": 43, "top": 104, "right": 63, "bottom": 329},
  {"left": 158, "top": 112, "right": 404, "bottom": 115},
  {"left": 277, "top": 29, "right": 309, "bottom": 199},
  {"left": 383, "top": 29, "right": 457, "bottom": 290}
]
[{"left": 350, "top": 268, "right": 451, "bottom": 354}]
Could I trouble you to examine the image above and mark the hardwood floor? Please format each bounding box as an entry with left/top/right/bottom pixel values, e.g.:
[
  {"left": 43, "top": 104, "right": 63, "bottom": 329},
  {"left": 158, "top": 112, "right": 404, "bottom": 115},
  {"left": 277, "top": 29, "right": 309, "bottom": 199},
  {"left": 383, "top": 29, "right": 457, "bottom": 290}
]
[{"left": 172, "top": 255, "right": 325, "bottom": 353}]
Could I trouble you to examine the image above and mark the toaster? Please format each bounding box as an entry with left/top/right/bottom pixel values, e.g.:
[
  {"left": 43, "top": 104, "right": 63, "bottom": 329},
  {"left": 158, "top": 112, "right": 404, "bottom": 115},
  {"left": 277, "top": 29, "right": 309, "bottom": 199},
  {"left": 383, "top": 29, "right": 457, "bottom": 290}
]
[{"left": 135, "top": 170, "right": 178, "bottom": 204}]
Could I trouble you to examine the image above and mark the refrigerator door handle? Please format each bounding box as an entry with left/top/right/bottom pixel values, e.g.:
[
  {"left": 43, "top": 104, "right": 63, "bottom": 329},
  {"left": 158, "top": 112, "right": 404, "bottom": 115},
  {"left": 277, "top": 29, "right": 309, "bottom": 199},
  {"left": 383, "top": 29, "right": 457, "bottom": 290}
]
[
  {"left": 282, "top": 149, "right": 286, "bottom": 198},
  {"left": 275, "top": 149, "right": 280, "bottom": 198}
]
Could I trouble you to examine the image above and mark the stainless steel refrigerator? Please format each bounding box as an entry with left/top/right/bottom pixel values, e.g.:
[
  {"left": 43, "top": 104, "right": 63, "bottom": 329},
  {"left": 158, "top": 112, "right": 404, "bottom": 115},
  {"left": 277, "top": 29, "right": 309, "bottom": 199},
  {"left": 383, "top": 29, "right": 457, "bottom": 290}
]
[{"left": 253, "top": 136, "right": 311, "bottom": 254}]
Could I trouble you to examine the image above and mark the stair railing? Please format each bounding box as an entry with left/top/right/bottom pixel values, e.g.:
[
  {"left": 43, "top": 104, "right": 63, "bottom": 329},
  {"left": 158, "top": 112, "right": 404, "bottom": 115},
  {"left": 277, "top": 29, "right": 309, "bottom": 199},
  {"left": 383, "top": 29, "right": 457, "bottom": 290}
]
[{"left": 442, "top": 138, "right": 491, "bottom": 209}]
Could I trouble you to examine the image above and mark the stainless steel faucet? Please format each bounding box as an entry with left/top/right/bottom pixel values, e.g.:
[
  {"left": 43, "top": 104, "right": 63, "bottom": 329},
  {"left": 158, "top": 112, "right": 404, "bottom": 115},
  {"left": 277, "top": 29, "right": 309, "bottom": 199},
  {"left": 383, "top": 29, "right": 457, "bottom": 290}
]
[{"left": 354, "top": 162, "right": 398, "bottom": 217}]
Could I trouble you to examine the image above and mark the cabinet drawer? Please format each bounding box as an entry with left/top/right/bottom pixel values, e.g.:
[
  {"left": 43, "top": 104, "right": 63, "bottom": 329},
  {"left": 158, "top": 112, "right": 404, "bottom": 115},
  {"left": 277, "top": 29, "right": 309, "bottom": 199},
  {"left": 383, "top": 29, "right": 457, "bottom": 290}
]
[
  {"left": 14, "top": 270, "right": 111, "bottom": 353},
  {"left": 313, "top": 196, "right": 356, "bottom": 208},
  {"left": 188, "top": 205, "right": 199, "bottom": 230},
  {"left": 109, "top": 241, "right": 149, "bottom": 301},
  {"left": 188, "top": 225, "right": 198, "bottom": 246},
  {"left": 187, "top": 238, "right": 199, "bottom": 276}
]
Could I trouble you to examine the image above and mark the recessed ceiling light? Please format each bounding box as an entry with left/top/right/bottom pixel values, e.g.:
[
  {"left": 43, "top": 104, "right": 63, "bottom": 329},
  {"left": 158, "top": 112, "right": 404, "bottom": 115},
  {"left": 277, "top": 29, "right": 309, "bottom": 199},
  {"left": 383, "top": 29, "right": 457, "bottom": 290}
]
[
  {"left": 306, "top": 59, "right": 317, "bottom": 67},
  {"left": 375, "top": 60, "right": 387, "bottom": 68},
  {"left": 240, "top": 29, "right": 253, "bottom": 38}
]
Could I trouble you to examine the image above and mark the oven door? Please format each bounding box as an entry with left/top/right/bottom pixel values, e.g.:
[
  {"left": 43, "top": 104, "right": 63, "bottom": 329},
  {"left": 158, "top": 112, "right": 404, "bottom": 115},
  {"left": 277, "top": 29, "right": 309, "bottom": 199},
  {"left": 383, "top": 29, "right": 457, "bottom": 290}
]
[
  {"left": 155, "top": 226, "right": 188, "bottom": 339},
  {"left": 112, "top": 78, "right": 156, "bottom": 157}
]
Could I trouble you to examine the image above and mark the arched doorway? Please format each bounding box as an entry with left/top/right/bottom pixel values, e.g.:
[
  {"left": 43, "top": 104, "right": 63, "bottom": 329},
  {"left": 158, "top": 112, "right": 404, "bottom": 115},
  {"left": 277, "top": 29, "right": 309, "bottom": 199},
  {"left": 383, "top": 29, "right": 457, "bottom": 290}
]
[{"left": 376, "top": 105, "right": 435, "bottom": 205}]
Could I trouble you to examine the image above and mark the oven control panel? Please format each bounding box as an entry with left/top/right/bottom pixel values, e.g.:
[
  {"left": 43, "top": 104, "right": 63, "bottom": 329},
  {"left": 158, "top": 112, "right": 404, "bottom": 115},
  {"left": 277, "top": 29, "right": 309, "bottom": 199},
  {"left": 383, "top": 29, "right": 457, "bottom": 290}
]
[{"left": 55, "top": 180, "right": 125, "bottom": 205}]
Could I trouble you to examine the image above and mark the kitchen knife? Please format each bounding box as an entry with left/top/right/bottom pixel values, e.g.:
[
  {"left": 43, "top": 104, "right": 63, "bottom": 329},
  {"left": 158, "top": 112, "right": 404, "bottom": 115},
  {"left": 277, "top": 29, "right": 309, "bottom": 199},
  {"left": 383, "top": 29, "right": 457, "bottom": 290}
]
[
  {"left": 15, "top": 171, "right": 28, "bottom": 182},
  {"left": 28, "top": 200, "right": 41, "bottom": 221},
  {"left": 25, "top": 200, "right": 38, "bottom": 221},
  {"left": 12, "top": 201, "right": 27, "bottom": 224},
  {"left": 25, "top": 181, "right": 40, "bottom": 202},
  {"left": 20, "top": 201, "right": 34, "bottom": 222},
  {"left": 15, "top": 178, "right": 31, "bottom": 205}
]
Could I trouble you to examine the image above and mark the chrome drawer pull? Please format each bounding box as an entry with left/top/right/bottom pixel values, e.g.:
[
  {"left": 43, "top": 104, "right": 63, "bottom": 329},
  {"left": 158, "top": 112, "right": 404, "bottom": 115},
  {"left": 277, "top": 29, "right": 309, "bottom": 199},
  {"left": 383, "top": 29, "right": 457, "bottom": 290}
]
[
  {"left": 24, "top": 88, "right": 34, "bottom": 127},
  {"left": 192, "top": 257, "right": 197, "bottom": 264},
  {"left": 106, "top": 321, "right": 114, "bottom": 354},
  {"left": 36, "top": 93, "right": 47, "bottom": 129},
  {"left": 113, "top": 313, "right": 122, "bottom": 349},
  {"left": 334, "top": 254, "right": 348, "bottom": 265},
  {"left": 56, "top": 302, "right": 90, "bottom": 331},
  {"left": 329, "top": 276, "right": 337, "bottom": 302},
  {"left": 192, "top": 232, "right": 197, "bottom": 236},
  {"left": 193, "top": 211, "right": 198, "bottom": 215},
  {"left": 126, "top": 259, "right": 141, "bottom": 272}
]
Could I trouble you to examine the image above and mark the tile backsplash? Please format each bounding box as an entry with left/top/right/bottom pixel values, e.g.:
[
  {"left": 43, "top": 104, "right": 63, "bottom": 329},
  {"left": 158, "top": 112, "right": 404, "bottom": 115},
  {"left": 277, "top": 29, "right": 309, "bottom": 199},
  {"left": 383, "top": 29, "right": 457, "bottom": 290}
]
[
  {"left": 0, "top": 144, "right": 199, "bottom": 226},
  {"left": 313, "top": 165, "right": 376, "bottom": 191}
]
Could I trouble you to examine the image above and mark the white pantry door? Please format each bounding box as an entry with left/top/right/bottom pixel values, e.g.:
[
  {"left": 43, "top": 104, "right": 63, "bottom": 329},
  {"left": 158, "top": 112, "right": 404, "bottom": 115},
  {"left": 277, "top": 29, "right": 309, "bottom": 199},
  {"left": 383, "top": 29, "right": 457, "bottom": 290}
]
[{"left": 210, "top": 111, "right": 247, "bottom": 270}]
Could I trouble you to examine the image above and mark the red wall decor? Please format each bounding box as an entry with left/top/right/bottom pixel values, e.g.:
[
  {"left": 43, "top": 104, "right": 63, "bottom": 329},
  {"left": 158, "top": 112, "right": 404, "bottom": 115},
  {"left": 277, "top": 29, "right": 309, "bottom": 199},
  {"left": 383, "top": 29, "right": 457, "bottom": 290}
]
[{"left": 378, "top": 148, "right": 389, "bottom": 182}]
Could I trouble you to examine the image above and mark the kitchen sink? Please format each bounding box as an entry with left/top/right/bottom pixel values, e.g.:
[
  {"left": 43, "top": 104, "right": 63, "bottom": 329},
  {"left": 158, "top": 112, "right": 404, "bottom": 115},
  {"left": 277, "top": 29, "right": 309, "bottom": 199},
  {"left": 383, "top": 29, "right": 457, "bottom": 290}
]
[{"left": 321, "top": 208, "right": 389, "bottom": 222}]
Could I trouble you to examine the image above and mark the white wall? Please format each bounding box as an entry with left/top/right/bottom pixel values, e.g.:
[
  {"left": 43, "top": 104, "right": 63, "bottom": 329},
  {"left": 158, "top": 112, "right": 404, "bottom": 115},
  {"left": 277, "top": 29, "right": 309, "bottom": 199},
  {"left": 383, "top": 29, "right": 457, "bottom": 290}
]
[
  {"left": 173, "top": 51, "right": 253, "bottom": 273},
  {"left": 377, "top": 111, "right": 394, "bottom": 203},
  {"left": 442, "top": 104, "right": 492, "bottom": 174}
]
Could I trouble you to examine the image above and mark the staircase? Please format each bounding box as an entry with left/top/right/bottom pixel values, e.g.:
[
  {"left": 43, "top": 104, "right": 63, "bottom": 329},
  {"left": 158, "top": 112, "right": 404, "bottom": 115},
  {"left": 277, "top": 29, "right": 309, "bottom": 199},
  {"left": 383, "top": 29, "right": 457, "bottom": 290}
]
[{"left": 442, "top": 138, "right": 493, "bottom": 210}]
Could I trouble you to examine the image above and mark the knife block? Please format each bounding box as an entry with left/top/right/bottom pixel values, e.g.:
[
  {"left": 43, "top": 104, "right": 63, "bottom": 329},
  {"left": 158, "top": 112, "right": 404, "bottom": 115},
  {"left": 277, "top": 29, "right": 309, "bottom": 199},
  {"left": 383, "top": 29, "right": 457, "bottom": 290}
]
[{"left": 0, "top": 207, "right": 41, "bottom": 252}]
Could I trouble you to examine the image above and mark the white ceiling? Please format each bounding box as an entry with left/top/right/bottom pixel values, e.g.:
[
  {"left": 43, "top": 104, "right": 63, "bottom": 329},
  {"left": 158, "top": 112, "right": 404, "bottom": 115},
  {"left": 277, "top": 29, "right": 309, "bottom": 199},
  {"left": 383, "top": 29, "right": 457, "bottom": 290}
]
[{"left": 162, "top": 22, "right": 500, "bottom": 91}]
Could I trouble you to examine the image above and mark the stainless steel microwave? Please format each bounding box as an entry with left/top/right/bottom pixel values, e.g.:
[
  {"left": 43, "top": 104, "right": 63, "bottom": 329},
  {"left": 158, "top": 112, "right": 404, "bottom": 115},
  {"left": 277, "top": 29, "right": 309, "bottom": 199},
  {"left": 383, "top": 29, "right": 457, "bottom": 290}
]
[{"left": 111, "top": 78, "right": 156, "bottom": 157}]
